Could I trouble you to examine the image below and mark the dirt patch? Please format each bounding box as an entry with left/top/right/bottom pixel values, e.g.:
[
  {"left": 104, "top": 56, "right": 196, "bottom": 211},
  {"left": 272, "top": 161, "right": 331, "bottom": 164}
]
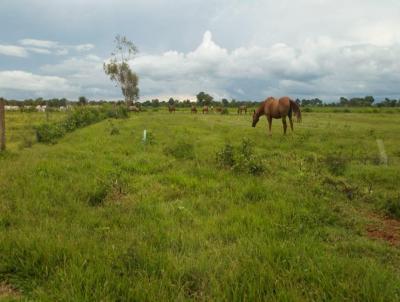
[
  {"left": 0, "top": 281, "right": 21, "bottom": 299},
  {"left": 366, "top": 213, "right": 400, "bottom": 246}
]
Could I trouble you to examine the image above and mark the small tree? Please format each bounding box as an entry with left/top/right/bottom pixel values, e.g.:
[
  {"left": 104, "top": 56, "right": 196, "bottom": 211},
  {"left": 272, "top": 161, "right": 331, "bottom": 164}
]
[
  {"left": 196, "top": 92, "right": 213, "bottom": 106},
  {"left": 104, "top": 35, "right": 139, "bottom": 107},
  {"left": 0, "top": 98, "right": 5, "bottom": 151}
]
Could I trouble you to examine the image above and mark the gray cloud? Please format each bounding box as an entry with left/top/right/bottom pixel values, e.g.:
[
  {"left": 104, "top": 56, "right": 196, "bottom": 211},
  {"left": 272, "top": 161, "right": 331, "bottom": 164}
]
[{"left": 1, "top": 0, "right": 400, "bottom": 100}]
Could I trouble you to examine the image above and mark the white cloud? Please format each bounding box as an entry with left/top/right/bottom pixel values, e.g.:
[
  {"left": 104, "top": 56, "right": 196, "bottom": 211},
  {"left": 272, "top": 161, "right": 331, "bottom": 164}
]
[
  {"left": 0, "top": 45, "right": 28, "bottom": 57},
  {"left": 75, "top": 44, "right": 95, "bottom": 51},
  {"left": 26, "top": 47, "right": 52, "bottom": 55},
  {"left": 11, "top": 39, "right": 94, "bottom": 56},
  {"left": 131, "top": 31, "right": 400, "bottom": 100},
  {"left": 19, "top": 38, "right": 59, "bottom": 48},
  {"left": 0, "top": 70, "right": 77, "bottom": 92}
]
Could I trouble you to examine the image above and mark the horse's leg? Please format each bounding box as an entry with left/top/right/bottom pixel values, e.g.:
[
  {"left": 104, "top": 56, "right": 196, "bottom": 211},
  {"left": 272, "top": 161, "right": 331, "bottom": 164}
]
[
  {"left": 267, "top": 116, "right": 272, "bottom": 136},
  {"left": 289, "top": 116, "right": 294, "bottom": 132},
  {"left": 282, "top": 116, "right": 287, "bottom": 135}
]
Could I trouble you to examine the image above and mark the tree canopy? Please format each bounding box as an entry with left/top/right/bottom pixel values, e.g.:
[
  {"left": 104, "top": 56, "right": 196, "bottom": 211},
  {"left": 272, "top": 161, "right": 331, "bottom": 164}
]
[{"left": 104, "top": 35, "right": 139, "bottom": 106}]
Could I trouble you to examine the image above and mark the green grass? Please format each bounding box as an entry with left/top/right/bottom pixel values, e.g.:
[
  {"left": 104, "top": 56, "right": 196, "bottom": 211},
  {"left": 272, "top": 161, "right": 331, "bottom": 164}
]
[{"left": 1, "top": 110, "right": 400, "bottom": 301}]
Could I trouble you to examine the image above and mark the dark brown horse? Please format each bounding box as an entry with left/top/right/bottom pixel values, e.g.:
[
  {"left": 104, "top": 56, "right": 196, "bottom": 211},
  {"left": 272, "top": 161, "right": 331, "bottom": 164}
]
[
  {"left": 191, "top": 105, "right": 197, "bottom": 114},
  {"left": 215, "top": 107, "right": 222, "bottom": 113},
  {"left": 168, "top": 104, "right": 176, "bottom": 113},
  {"left": 252, "top": 96, "right": 301, "bottom": 135},
  {"left": 202, "top": 106, "right": 209, "bottom": 114},
  {"left": 237, "top": 105, "right": 247, "bottom": 115}
]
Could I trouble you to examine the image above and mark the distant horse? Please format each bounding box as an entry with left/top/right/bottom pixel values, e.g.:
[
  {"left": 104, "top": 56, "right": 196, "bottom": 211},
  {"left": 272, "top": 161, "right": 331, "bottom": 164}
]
[
  {"left": 202, "top": 106, "right": 209, "bottom": 114},
  {"left": 237, "top": 105, "right": 247, "bottom": 115},
  {"left": 129, "top": 105, "right": 140, "bottom": 112},
  {"left": 191, "top": 105, "right": 197, "bottom": 114},
  {"left": 215, "top": 107, "right": 223, "bottom": 113},
  {"left": 168, "top": 104, "right": 176, "bottom": 113},
  {"left": 252, "top": 96, "right": 301, "bottom": 135}
]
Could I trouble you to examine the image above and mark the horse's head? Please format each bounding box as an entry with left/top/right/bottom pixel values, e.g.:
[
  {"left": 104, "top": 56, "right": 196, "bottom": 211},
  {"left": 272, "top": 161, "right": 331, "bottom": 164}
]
[{"left": 252, "top": 110, "right": 259, "bottom": 127}]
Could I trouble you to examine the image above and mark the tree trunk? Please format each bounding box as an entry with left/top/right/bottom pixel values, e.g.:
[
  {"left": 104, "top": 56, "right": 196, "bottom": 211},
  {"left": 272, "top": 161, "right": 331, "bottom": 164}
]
[{"left": 0, "top": 99, "right": 5, "bottom": 151}]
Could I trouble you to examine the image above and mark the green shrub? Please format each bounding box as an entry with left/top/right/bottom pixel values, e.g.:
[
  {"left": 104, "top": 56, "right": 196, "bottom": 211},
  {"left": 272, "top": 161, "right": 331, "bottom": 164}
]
[
  {"left": 35, "top": 123, "right": 66, "bottom": 143},
  {"left": 382, "top": 197, "right": 400, "bottom": 219},
  {"left": 216, "top": 139, "right": 265, "bottom": 175},
  {"left": 303, "top": 107, "right": 313, "bottom": 112},
  {"left": 216, "top": 143, "right": 235, "bottom": 167},
  {"left": 105, "top": 105, "right": 129, "bottom": 119},
  {"left": 35, "top": 105, "right": 127, "bottom": 144}
]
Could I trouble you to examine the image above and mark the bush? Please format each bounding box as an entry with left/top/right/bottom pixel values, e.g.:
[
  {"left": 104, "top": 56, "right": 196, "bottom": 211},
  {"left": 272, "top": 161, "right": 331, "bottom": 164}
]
[
  {"left": 35, "top": 123, "right": 66, "bottom": 143},
  {"left": 216, "top": 139, "right": 265, "bottom": 175},
  {"left": 105, "top": 105, "right": 129, "bottom": 119},
  {"left": 234, "top": 139, "right": 264, "bottom": 175},
  {"left": 303, "top": 107, "right": 313, "bottom": 112},
  {"left": 216, "top": 143, "right": 235, "bottom": 167},
  {"left": 382, "top": 197, "right": 400, "bottom": 219}
]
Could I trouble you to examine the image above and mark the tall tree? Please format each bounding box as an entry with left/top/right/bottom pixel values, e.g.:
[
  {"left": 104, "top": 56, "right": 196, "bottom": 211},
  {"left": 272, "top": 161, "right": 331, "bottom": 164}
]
[{"left": 104, "top": 35, "right": 139, "bottom": 107}]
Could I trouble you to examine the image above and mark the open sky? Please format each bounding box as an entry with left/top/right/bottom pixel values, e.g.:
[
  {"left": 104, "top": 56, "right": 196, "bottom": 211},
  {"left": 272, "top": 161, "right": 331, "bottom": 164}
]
[{"left": 1, "top": 0, "right": 400, "bottom": 101}]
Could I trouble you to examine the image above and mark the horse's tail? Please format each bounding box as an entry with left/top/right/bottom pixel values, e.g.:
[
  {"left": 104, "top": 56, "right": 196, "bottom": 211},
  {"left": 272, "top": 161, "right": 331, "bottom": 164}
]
[{"left": 289, "top": 99, "right": 302, "bottom": 122}]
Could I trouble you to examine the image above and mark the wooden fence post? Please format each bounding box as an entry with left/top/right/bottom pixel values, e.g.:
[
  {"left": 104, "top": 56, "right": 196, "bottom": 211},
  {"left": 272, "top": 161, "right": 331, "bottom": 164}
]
[{"left": 0, "top": 98, "right": 5, "bottom": 151}]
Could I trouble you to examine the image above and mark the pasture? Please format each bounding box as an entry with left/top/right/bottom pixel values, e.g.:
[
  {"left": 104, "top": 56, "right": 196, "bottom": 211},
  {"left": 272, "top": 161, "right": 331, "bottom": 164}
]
[{"left": 0, "top": 109, "right": 400, "bottom": 301}]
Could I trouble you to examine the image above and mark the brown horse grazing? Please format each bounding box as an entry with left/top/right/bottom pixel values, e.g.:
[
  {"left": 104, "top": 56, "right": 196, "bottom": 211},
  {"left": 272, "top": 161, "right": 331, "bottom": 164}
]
[
  {"left": 215, "top": 107, "right": 222, "bottom": 113},
  {"left": 252, "top": 96, "right": 301, "bottom": 135},
  {"left": 168, "top": 104, "right": 176, "bottom": 113},
  {"left": 202, "top": 106, "right": 209, "bottom": 114},
  {"left": 237, "top": 105, "right": 247, "bottom": 115},
  {"left": 191, "top": 105, "right": 197, "bottom": 114}
]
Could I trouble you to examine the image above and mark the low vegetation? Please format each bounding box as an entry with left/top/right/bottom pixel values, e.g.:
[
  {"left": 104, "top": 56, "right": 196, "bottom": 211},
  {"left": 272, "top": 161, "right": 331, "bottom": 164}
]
[{"left": 35, "top": 105, "right": 128, "bottom": 143}]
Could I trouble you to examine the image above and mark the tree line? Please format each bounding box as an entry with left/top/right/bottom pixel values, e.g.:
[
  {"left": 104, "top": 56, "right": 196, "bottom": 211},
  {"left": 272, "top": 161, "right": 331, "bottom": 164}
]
[
  {"left": 2, "top": 94, "right": 400, "bottom": 108},
  {"left": 296, "top": 96, "right": 400, "bottom": 107}
]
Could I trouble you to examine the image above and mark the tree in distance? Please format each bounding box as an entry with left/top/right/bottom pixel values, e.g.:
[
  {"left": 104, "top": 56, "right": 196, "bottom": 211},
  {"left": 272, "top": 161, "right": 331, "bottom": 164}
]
[{"left": 104, "top": 35, "right": 139, "bottom": 107}]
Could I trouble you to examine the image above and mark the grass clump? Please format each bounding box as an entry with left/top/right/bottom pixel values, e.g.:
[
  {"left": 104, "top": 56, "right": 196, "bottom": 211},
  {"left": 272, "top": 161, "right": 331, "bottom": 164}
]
[
  {"left": 325, "top": 152, "right": 348, "bottom": 176},
  {"left": 164, "top": 141, "right": 195, "bottom": 159}
]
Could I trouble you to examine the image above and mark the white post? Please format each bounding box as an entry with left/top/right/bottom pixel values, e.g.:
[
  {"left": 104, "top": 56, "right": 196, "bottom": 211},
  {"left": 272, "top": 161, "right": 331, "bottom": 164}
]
[
  {"left": 376, "top": 139, "right": 388, "bottom": 165},
  {"left": 143, "top": 129, "right": 147, "bottom": 143}
]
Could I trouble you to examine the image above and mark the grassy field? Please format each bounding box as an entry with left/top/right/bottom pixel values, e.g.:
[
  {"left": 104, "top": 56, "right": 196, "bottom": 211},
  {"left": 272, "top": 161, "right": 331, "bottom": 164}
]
[{"left": 0, "top": 109, "right": 400, "bottom": 301}]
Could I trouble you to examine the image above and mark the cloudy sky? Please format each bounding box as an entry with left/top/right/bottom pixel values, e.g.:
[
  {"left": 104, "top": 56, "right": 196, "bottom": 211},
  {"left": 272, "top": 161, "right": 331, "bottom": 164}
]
[{"left": 1, "top": 0, "right": 400, "bottom": 102}]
